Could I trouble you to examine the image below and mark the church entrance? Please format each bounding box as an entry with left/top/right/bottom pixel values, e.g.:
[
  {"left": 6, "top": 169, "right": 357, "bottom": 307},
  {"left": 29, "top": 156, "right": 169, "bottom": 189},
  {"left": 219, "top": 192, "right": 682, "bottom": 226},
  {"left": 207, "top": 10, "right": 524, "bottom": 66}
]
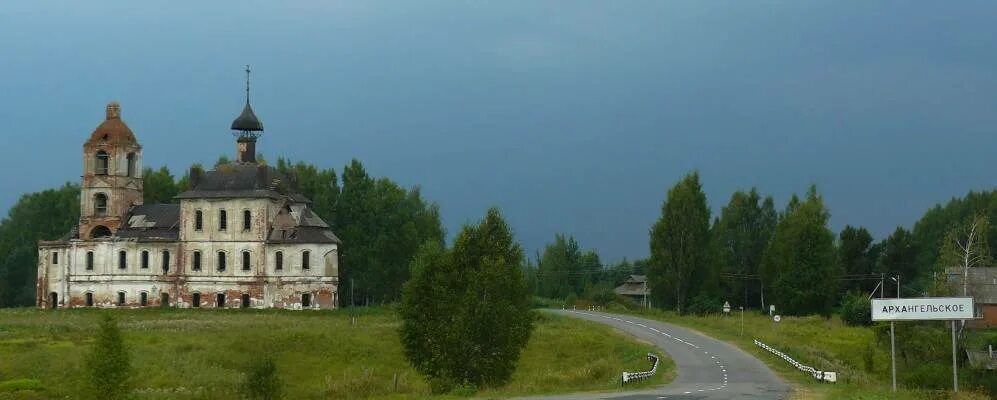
[{"left": 49, "top": 292, "right": 57, "bottom": 309}]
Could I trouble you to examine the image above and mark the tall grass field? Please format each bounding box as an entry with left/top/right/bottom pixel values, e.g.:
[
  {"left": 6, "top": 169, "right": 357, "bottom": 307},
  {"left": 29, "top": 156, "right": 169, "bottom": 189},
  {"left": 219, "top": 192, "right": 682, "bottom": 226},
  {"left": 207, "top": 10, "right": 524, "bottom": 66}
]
[{"left": 0, "top": 307, "right": 672, "bottom": 399}]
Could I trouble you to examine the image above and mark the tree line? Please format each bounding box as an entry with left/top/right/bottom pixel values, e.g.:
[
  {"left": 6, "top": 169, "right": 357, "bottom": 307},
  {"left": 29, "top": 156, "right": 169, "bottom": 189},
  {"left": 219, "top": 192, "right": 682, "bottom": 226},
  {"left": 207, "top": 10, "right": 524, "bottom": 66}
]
[{"left": 524, "top": 172, "right": 995, "bottom": 318}]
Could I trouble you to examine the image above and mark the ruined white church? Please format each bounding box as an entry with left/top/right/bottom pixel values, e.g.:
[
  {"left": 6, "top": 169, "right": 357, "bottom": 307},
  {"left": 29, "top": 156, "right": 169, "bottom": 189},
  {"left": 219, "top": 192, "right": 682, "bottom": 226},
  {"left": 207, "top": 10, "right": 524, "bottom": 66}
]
[{"left": 37, "top": 74, "right": 341, "bottom": 309}]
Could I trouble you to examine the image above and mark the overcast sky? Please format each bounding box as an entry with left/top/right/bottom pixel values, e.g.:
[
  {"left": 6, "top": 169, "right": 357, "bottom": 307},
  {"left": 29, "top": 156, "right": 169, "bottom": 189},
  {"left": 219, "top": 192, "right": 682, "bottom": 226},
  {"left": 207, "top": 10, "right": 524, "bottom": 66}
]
[{"left": 2, "top": 1, "right": 997, "bottom": 262}]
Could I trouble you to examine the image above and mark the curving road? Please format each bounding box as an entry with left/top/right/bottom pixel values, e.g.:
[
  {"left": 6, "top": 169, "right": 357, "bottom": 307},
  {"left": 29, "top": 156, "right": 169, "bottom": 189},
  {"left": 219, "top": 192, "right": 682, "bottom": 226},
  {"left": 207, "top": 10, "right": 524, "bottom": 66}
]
[{"left": 522, "top": 310, "right": 789, "bottom": 400}]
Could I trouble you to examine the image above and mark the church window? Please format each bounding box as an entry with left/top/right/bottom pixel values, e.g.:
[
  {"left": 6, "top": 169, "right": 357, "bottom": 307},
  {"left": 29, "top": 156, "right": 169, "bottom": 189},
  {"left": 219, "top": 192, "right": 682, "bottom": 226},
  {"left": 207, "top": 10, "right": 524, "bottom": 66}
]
[
  {"left": 141, "top": 250, "right": 149, "bottom": 269},
  {"left": 95, "top": 151, "right": 109, "bottom": 175},
  {"left": 162, "top": 250, "right": 170, "bottom": 273},
  {"left": 242, "top": 251, "right": 251, "bottom": 271},
  {"left": 301, "top": 293, "right": 311, "bottom": 308},
  {"left": 192, "top": 251, "right": 202, "bottom": 271},
  {"left": 140, "top": 292, "right": 148, "bottom": 307},
  {"left": 52, "top": 252, "right": 58, "bottom": 264},
  {"left": 192, "top": 293, "right": 201, "bottom": 308},
  {"left": 118, "top": 250, "right": 127, "bottom": 269},
  {"left": 219, "top": 210, "right": 227, "bottom": 231},
  {"left": 243, "top": 210, "right": 252, "bottom": 231},
  {"left": 216, "top": 293, "right": 226, "bottom": 308},
  {"left": 94, "top": 193, "right": 108, "bottom": 216},
  {"left": 195, "top": 210, "right": 203, "bottom": 231},
  {"left": 275, "top": 251, "right": 283, "bottom": 271},
  {"left": 86, "top": 251, "right": 94, "bottom": 270},
  {"left": 117, "top": 291, "right": 126, "bottom": 306},
  {"left": 217, "top": 251, "right": 227, "bottom": 272},
  {"left": 302, "top": 251, "right": 311, "bottom": 270},
  {"left": 85, "top": 292, "right": 94, "bottom": 307},
  {"left": 126, "top": 153, "right": 137, "bottom": 177},
  {"left": 241, "top": 293, "right": 250, "bottom": 308}
]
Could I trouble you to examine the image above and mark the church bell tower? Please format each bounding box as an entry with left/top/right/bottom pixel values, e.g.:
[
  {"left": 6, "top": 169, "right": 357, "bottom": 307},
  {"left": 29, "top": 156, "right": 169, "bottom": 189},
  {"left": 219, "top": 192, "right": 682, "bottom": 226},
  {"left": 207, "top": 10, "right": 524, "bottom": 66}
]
[
  {"left": 231, "top": 65, "right": 264, "bottom": 163},
  {"left": 79, "top": 102, "right": 144, "bottom": 239}
]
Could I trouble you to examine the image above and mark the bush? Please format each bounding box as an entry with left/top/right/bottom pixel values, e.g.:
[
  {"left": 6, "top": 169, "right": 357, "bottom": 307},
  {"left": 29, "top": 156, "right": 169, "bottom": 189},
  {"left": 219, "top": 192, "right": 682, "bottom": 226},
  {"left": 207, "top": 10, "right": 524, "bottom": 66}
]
[
  {"left": 564, "top": 293, "right": 578, "bottom": 308},
  {"left": 242, "top": 354, "right": 282, "bottom": 400},
  {"left": 400, "top": 209, "right": 534, "bottom": 393},
  {"left": 86, "top": 313, "right": 131, "bottom": 400},
  {"left": 686, "top": 293, "right": 722, "bottom": 315},
  {"left": 839, "top": 292, "right": 871, "bottom": 326}
]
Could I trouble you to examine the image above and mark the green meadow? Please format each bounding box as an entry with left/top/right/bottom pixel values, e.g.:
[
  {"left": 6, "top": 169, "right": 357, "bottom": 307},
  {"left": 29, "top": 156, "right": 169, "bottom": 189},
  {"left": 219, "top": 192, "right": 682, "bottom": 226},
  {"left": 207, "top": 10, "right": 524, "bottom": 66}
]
[{"left": 0, "top": 307, "right": 672, "bottom": 399}]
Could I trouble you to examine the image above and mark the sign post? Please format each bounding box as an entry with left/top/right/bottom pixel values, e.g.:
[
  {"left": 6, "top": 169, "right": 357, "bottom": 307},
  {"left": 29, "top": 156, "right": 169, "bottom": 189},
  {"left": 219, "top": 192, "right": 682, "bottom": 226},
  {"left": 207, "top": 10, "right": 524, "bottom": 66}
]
[{"left": 871, "top": 297, "right": 974, "bottom": 394}]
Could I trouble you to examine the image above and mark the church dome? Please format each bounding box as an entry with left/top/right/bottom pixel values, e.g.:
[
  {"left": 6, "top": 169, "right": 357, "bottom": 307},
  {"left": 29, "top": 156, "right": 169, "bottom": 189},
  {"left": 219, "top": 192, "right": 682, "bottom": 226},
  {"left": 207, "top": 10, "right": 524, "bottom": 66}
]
[
  {"left": 231, "top": 101, "right": 264, "bottom": 132},
  {"left": 87, "top": 102, "right": 137, "bottom": 145}
]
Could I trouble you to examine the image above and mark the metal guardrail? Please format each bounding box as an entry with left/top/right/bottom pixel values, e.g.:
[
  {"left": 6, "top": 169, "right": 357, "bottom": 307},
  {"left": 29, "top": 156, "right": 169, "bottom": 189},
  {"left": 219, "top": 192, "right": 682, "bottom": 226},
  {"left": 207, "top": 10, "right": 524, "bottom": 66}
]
[
  {"left": 622, "top": 353, "right": 659, "bottom": 384},
  {"left": 754, "top": 340, "right": 837, "bottom": 383}
]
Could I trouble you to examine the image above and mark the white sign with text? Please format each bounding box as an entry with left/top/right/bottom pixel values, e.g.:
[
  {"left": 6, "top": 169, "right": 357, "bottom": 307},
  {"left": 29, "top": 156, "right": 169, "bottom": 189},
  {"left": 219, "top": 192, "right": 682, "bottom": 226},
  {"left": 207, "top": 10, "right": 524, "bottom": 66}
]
[{"left": 871, "top": 297, "right": 974, "bottom": 321}]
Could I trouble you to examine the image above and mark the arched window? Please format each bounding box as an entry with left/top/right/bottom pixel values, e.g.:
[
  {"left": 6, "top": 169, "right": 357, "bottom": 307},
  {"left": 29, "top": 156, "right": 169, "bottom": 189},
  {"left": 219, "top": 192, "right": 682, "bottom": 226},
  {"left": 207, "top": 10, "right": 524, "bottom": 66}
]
[
  {"left": 241, "top": 293, "right": 250, "bottom": 308},
  {"left": 95, "top": 151, "right": 109, "bottom": 175},
  {"left": 85, "top": 292, "right": 94, "bottom": 307},
  {"left": 302, "top": 250, "right": 311, "bottom": 270},
  {"left": 141, "top": 250, "right": 149, "bottom": 269},
  {"left": 139, "top": 292, "right": 148, "bottom": 307},
  {"left": 117, "top": 291, "right": 126, "bottom": 306},
  {"left": 90, "top": 225, "right": 112, "bottom": 239},
  {"left": 219, "top": 210, "right": 227, "bottom": 231},
  {"left": 94, "top": 193, "right": 108, "bottom": 216},
  {"left": 86, "top": 251, "right": 94, "bottom": 270},
  {"left": 301, "top": 293, "right": 311, "bottom": 308},
  {"left": 243, "top": 210, "right": 252, "bottom": 231},
  {"left": 126, "top": 153, "right": 137, "bottom": 177},
  {"left": 217, "top": 251, "right": 227, "bottom": 272},
  {"left": 162, "top": 250, "right": 170, "bottom": 273},
  {"left": 192, "top": 293, "right": 201, "bottom": 308},
  {"left": 192, "top": 251, "right": 202, "bottom": 271},
  {"left": 275, "top": 251, "right": 283, "bottom": 271},
  {"left": 118, "top": 250, "right": 127, "bottom": 269},
  {"left": 216, "top": 293, "right": 226, "bottom": 308},
  {"left": 194, "top": 210, "right": 203, "bottom": 231},
  {"left": 242, "top": 251, "right": 251, "bottom": 271}
]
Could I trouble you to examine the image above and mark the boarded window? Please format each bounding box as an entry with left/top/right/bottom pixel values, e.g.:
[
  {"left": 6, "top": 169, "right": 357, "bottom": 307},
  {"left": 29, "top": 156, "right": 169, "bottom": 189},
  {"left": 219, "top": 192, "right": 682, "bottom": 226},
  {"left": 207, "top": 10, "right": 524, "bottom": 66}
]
[
  {"left": 195, "top": 210, "right": 203, "bottom": 231},
  {"left": 242, "top": 251, "right": 251, "bottom": 271},
  {"left": 301, "top": 293, "right": 311, "bottom": 308},
  {"left": 217, "top": 252, "right": 226, "bottom": 272},
  {"left": 192, "top": 293, "right": 201, "bottom": 308},
  {"left": 141, "top": 251, "right": 149, "bottom": 269},
  {"left": 162, "top": 250, "right": 170, "bottom": 273},
  {"left": 95, "top": 151, "right": 109, "bottom": 175},
  {"left": 302, "top": 251, "right": 310, "bottom": 270},
  {"left": 95, "top": 193, "right": 108, "bottom": 216},
  {"left": 219, "top": 210, "right": 227, "bottom": 231},
  {"left": 216, "top": 293, "right": 225, "bottom": 308},
  {"left": 85, "top": 292, "right": 94, "bottom": 307},
  {"left": 52, "top": 252, "right": 58, "bottom": 264},
  {"left": 193, "top": 251, "right": 202, "bottom": 271},
  {"left": 118, "top": 251, "right": 127, "bottom": 269},
  {"left": 117, "top": 292, "right": 125, "bottom": 306},
  {"left": 241, "top": 293, "right": 250, "bottom": 308},
  {"left": 243, "top": 210, "right": 252, "bottom": 231},
  {"left": 275, "top": 251, "right": 283, "bottom": 271},
  {"left": 140, "top": 292, "right": 148, "bottom": 307},
  {"left": 86, "top": 251, "right": 94, "bottom": 270}
]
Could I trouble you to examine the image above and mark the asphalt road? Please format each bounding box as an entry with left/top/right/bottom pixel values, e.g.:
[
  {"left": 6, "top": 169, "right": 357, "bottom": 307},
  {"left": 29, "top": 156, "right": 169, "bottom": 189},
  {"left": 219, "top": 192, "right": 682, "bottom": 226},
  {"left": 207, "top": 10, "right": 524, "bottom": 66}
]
[{"left": 519, "top": 310, "right": 789, "bottom": 400}]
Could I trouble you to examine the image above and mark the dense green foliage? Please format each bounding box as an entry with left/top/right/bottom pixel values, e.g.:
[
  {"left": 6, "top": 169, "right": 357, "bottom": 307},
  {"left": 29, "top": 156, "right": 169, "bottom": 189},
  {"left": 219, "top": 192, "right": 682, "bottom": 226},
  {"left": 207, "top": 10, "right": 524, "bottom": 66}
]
[
  {"left": 760, "top": 186, "right": 840, "bottom": 316},
  {"left": 86, "top": 314, "right": 131, "bottom": 400},
  {"left": 713, "top": 188, "right": 777, "bottom": 308},
  {"left": 648, "top": 172, "right": 713, "bottom": 314},
  {"left": 400, "top": 208, "right": 534, "bottom": 393},
  {"left": 0, "top": 184, "right": 80, "bottom": 307},
  {"left": 839, "top": 292, "right": 872, "bottom": 326}
]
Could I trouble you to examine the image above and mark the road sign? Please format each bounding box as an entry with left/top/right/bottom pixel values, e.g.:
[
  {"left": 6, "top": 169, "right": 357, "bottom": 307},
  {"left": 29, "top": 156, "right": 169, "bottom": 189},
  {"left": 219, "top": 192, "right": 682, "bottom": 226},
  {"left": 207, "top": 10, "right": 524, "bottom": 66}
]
[
  {"left": 773, "top": 315, "right": 781, "bottom": 323},
  {"left": 722, "top": 301, "right": 731, "bottom": 313},
  {"left": 871, "top": 297, "right": 974, "bottom": 321}
]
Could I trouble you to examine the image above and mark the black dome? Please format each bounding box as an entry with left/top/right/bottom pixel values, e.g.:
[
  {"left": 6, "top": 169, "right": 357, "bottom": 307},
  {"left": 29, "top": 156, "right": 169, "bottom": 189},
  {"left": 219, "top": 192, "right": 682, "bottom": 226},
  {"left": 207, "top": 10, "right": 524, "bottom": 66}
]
[{"left": 231, "top": 101, "right": 264, "bottom": 132}]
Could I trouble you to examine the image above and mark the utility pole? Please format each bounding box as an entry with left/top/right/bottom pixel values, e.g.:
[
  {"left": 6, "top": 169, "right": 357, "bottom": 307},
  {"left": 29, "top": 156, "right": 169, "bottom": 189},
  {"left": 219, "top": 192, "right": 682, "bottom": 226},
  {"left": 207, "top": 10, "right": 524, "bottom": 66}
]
[{"left": 889, "top": 275, "right": 899, "bottom": 392}]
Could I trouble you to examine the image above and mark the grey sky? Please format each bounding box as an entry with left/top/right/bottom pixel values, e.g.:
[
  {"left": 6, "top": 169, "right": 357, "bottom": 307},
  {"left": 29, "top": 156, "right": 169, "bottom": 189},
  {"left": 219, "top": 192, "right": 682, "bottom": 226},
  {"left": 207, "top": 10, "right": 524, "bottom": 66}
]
[{"left": 3, "top": 1, "right": 997, "bottom": 262}]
